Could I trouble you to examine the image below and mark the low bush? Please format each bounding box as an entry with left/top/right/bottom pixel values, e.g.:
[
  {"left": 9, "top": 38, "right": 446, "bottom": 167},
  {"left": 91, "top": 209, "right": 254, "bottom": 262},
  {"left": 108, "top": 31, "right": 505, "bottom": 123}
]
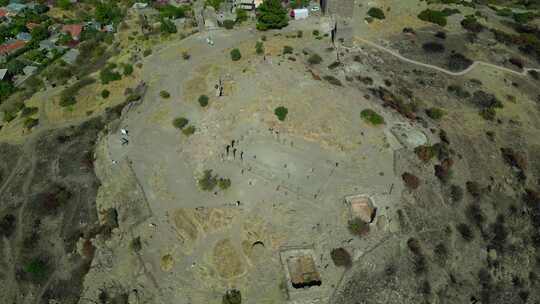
[
  {"left": 330, "top": 248, "right": 352, "bottom": 268},
  {"left": 222, "top": 19, "right": 235, "bottom": 30},
  {"left": 160, "top": 91, "right": 171, "bottom": 98},
  {"left": 274, "top": 106, "right": 288, "bottom": 121},
  {"left": 100, "top": 64, "right": 122, "bottom": 84},
  {"left": 223, "top": 289, "right": 241, "bottom": 304},
  {"left": 415, "top": 145, "right": 435, "bottom": 162},
  {"left": 407, "top": 237, "right": 422, "bottom": 255},
  {"left": 218, "top": 178, "right": 231, "bottom": 190},
  {"left": 422, "top": 42, "right": 445, "bottom": 53},
  {"left": 447, "top": 53, "right": 473, "bottom": 71},
  {"left": 198, "top": 95, "right": 209, "bottom": 107},
  {"left": 255, "top": 41, "right": 264, "bottom": 55},
  {"left": 457, "top": 223, "right": 474, "bottom": 241},
  {"left": 450, "top": 184, "right": 464, "bottom": 202},
  {"left": 461, "top": 16, "right": 484, "bottom": 33},
  {"left": 283, "top": 45, "right": 293, "bottom": 54},
  {"left": 307, "top": 53, "right": 322, "bottom": 64},
  {"left": 367, "top": 7, "right": 385, "bottom": 20},
  {"left": 123, "top": 64, "right": 134, "bottom": 76},
  {"left": 418, "top": 9, "right": 448, "bottom": 26},
  {"left": 348, "top": 217, "right": 369, "bottom": 236},
  {"left": 230, "top": 48, "right": 242, "bottom": 61},
  {"left": 360, "top": 109, "right": 385, "bottom": 125},
  {"left": 182, "top": 125, "right": 196, "bottom": 136},
  {"left": 323, "top": 75, "right": 342, "bottom": 86},
  {"left": 426, "top": 107, "right": 445, "bottom": 120},
  {"left": 182, "top": 52, "right": 191, "bottom": 60},
  {"left": 101, "top": 89, "right": 110, "bottom": 99},
  {"left": 23, "top": 118, "right": 39, "bottom": 129},
  {"left": 199, "top": 170, "right": 217, "bottom": 191},
  {"left": 173, "top": 117, "right": 189, "bottom": 129}
]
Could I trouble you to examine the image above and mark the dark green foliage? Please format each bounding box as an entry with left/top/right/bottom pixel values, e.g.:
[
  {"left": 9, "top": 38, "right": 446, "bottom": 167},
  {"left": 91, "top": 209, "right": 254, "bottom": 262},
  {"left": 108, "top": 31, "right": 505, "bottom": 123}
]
[
  {"left": 466, "top": 203, "right": 485, "bottom": 227},
  {"left": 307, "top": 53, "right": 322, "bottom": 64},
  {"left": 95, "top": 2, "right": 123, "bottom": 25},
  {"left": 461, "top": 15, "right": 484, "bottom": 33},
  {"left": 100, "top": 64, "right": 122, "bottom": 84},
  {"left": 434, "top": 243, "right": 448, "bottom": 265},
  {"left": 101, "top": 89, "right": 110, "bottom": 99},
  {"left": 256, "top": 0, "right": 288, "bottom": 31},
  {"left": 182, "top": 52, "right": 191, "bottom": 60},
  {"left": 123, "top": 64, "right": 134, "bottom": 76},
  {"left": 24, "top": 258, "right": 48, "bottom": 281},
  {"left": 218, "top": 178, "right": 231, "bottom": 190},
  {"left": 131, "top": 237, "right": 142, "bottom": 252},
  {"left": 450, "top": 184, "right": 464, "bottom": 202},
  {"left": 426, "top": 107, "right": 445, "bottom": 120},
  {"left": 361, "top": 109, "right": 385, "bottom": 125},
  {"left": 283, "top": 45, "right": 293, "bottom": 54},
  {"left": 236, "top": 9, "right": 248, "bottom": 23},
  {"left": 199, "top": 170, "right": 218, "bottom": 191},
  {"left": 457, "top": 223, "right": 474, "bottom": 241},
  {"left": 0, "top": 214, "right": 16, "bottom": 237},
  {"left": 447, "top": 84, "right": 471, "bottom": 98},
  {"left": 206, "top": 0, "right": 224, "bottom": 10},
  {"left": 198, "top": 95, "right": 209, "bottom": 107},
  {"left": 222, "top": 20, "right": 235, "bottom": 30},
  {"left": 447, "top": 53, "right": 473, "bottom": 71},
  {"left": 422, "top": 41, "right": 445, "bottom": 53},
  {"left": 348, "top": 217, "right": 369, "bottom": 236},
  {"left": 161, "top": 18, "right": 178, "bottom": 34},
  {"left": 182, "top": 125, "right": 196, "bottom": 136},
  {"left": 274, "top": 106, "right": 288, "bottom": 121},
  {"left": 223, "top": 289, "right": 242, "bottom": 304},
  {"left": 159, "top": 4, "right": 187, "bottom": 19},
  {"left": 230, "top": 48, "right": 242, "bottom": 61},
  {"left": 20, "top": 106, "right": 38, "bottom": 117},
  {"left": 255, "top": 41, "right": 264, "bottom": 55},
  {"left": 323, "top": 75, "right": 342, "bottom": 86},
  {"left": 367, "top": 7, "right": 385, "bottom": 20},
  {"left": 173, "top": 117, "right": 189, "bottom": 129},
  {"left": 418, "top": 9, "right": 449, "bottom": 26},
  {"left": 0, "top": 80, "right": 16, "bottom": 101},
  {"left": 328, "top": 61, "right": 342, "bottom": 69},
  {"left": 24, "top": 118, "right": 39, "bottom": 129},
  {"left": 160, "top": 91, "right": 171, "bottom": 98}
]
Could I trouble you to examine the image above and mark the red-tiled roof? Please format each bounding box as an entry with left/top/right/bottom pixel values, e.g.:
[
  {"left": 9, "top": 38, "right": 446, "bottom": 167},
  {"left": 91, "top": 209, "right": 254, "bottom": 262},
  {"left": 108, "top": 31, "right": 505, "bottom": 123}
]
[
  {"left": 0, "top": 40, "right": 27, "bottom": 56},
  {"left": 62, "top": 24, "right": 83, "bottom": 39},
  {"left": 0, "top": 9, "right": 7, "bottom": 18}
]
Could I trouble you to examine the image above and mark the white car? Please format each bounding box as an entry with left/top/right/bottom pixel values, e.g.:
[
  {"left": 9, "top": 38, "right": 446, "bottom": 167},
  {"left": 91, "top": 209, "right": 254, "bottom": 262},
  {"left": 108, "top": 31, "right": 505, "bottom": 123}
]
[{"left": 310, "top": 6, "right": 320, "bottom": 12}]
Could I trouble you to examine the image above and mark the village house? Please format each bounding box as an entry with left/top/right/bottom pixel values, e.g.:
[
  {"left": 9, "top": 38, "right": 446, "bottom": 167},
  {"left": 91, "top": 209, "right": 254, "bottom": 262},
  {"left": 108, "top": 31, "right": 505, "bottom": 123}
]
[
  {"left": 61, "top": 24, "right": 83, "bottom": 41},
  {"left": 0, "top": 40, "right": 27, "bottom": 58}
]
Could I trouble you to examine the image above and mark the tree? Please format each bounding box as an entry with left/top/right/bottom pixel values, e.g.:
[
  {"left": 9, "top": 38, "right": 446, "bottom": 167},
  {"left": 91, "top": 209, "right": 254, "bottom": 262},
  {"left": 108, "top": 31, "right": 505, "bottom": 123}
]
[
  {"left": 198, "top": 95, "right": 209, "bottom": 107},
  {"left": 230, "top": 48, "right": 242, "bottom": 61},
  {"left": 367, "top": 7, "right": 385, "bottom": 20},
  {"left": 236, "top": 9, "right": 248, "bottom": 23},
  {"left": 57, "top": 0, "right": 72, "bottom": 10},
  {"left": 173, "top": 117, "right": 189, "bottom": 129},
  {"left": 95, "top": 2, "right": 123, "bottom": 25},
  {"left": 199, "top": 170, "right": 218, "bottom": 191},
  {"left": 256, "top": 0, "right": 288, "bottom": 31},
  {"left": 0, "top": 81, "right": 15, "bottom": 101},
  {"left": 161, "top": 18, "right": 177, "bottom": 34},
  {"left": 255, "top": 41, "right": 264, "bottom": 54},
  {"left": 274, "top": 106, "right": 288, "bottom": 121}
]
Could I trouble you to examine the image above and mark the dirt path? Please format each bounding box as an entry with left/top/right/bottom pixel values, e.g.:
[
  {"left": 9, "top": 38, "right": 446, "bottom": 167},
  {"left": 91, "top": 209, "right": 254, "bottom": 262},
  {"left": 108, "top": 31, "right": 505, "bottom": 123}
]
[{"left": 356, "top": 37, "right": 540, "bottom": 77}]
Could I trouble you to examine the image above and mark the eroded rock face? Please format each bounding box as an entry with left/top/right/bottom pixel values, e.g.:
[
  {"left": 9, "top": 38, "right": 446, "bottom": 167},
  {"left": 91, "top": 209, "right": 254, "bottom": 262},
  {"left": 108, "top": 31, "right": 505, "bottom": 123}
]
[{"left": 391, "top": 123, "right": 428, "bottom": 149}]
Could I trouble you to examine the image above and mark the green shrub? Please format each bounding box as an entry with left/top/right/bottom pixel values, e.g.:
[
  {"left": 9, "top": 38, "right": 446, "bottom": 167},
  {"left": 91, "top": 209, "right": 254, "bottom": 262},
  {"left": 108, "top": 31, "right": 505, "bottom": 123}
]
[
  {"left": 307, "top": 53, "right": 322, "bottom": 64},
  {"left": 182, "top": 51, "right": 191, "bottom": 60},
  {"left": 230, "top": 48, "right": 242, "bottom": 61},
  {"left": 297, "top": 30, "right": 303, "bottom": 38},
  {"left": 101, "top": 89, "right": 110, "bottom": 99},
  {"left": 418, "top": 9, "right": 448, "bottom": 26},
  {"left": 199, "top": 170, "right": 218, "bottom": 191},
  {"left": 218, "top": 178, "right": 231, "bottom": 190},
  {"left": 59, "top": 95, "right": 77, "bottom": 107},
  {"left": 198, "top": 95, "right": 209, "bottom": 107},
  {"left": 222, "top": 19, "right": 235, "bottom": 29},
  {"left": 24, "top": 258, "right": 48, "bottom": 281},
  {"left": 367, "top": 7, "right": 385, "bottom": 20},
  {"left": 158, "top": 4, "right": 187, "bottom": 19},
  {"left": 123, "top": 64, "right": 134, "bottom": 76},
  {"left": 256, "top": 0, "right": 288, "bottom": 30},
  {"left": 255, "top": 41, "right": 264, "bottom": 54},
  {"left": 274, "top": 106, "right": 288, "bottom": 121},
  {"left": 236, "top": 9, "right": 248, "bottom": 23},
  {"left": 330, "top": 248, "right": 352, "bottom": 268},
  {"left": 223, "top": 289, "right": 242, "bottom": 304},
  {"left": 323, "top": 75, "right": 342, "bottom": 86},
  {"left": 182, "top": 125, "right": 196, "bottom": 136},
  {"left": 173, "top": 117, "right": 189, "bottom": 129},
  {"left": 361, "top": 109, "right": 385, "bottom": 125},
  {"left": 100, "top": 64, "right": 122, "bottom": 84},
  {"left": 426, "top": 107, "right": 445, "bottom": 120},
  {"left": 348, "top": 217, "right": 369, "bottom": 236},
  {"left": 23, "top": 118, "right": 39, "bottom": 129},
  {"left": 160, "top": 91, "right": 171, "bottom": 98},
  {"left": 283, "top": 45, "right": 293, "bottom": 54},
  {"left": 313, "top": 30, "right": 320, "bottom": 36},
  {"left": 143, "top": 49, "right": 152, "bottom": 57},
  {"left": 161, "top": 18, "right": 177, "bottom": 34},
  {"left": 20, "top": 106, "right": 38, "bottom": 117}
]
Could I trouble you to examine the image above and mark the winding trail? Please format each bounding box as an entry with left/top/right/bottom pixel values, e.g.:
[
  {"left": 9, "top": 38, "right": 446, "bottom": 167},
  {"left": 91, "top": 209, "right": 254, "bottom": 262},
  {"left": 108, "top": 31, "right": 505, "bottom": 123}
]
[{"left": 356, "top": 38, "right": 540, "bottom": 77}]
